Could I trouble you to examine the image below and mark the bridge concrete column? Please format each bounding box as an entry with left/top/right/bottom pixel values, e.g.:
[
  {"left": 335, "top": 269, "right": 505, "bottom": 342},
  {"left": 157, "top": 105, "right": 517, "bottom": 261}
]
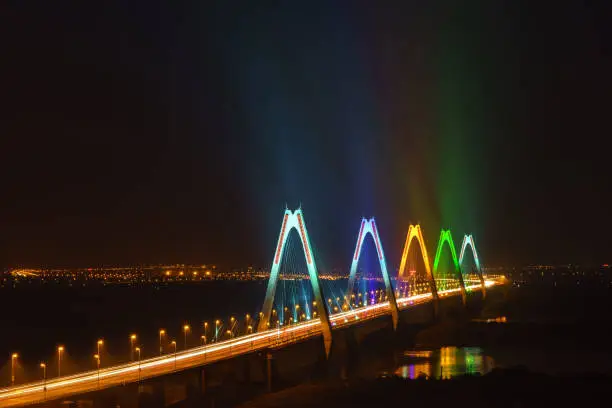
[
  {"left": 137, "top": 383, "right": 164, "bottom": 408},
  {"left": 479, "top": 274, "right": 487, "bottom": 300},
  {"left": 266, "top": 351, "right": 273, "bottom": 392},
  {"left": 199, "top": 367, "right": 207, "bottom": 395},
  {"left": 242, "top": 357, "right": 251, "bottom": 384}
]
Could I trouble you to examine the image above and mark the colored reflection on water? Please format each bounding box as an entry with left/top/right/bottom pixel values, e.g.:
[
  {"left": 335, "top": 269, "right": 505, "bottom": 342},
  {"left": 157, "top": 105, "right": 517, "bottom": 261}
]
[{"left": 395, "top": 347, "right": 495, "bottom": 379}]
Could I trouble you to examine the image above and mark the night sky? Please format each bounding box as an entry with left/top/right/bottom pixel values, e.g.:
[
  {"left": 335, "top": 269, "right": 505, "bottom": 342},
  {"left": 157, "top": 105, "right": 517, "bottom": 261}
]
[{"left": 1, "top": 1, "right": 610, "bottom": 270}]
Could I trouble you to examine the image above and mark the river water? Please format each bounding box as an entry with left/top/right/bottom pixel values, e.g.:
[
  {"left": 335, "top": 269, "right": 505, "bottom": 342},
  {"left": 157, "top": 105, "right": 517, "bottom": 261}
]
[{"left": 394, "top": 347, "right": 495, "bottom": 379}]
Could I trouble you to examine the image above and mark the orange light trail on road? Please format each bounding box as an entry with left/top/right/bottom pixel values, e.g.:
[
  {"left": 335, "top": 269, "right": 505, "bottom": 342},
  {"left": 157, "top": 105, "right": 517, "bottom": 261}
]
[{"left": 0, "top": 279, "right": 503, "bottom": 407}]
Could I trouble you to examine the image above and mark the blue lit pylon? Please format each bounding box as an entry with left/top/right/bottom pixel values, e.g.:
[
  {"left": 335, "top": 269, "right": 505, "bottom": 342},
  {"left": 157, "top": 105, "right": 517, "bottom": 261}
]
[
  {"left": 257, "top": 207, "right": 332, "bottom": 357},
  {"left": 346, "top": 218, "right": 399, "bottom": 330},
  {"left": 459, "top": 234, "right": 486, "bottom": 299}
]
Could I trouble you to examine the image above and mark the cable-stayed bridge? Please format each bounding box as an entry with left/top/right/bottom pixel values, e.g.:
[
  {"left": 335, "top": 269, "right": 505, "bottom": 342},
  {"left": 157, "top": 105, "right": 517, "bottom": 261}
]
[{"left": 0, "top": 208, "right": 505, "bottom": 407}]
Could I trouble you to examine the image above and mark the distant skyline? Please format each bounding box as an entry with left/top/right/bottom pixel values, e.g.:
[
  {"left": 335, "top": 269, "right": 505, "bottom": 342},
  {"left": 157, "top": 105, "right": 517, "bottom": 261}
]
[
  {"left": 1, "top": 1, "right": 610, "bottom": 269},
  {"left": 3, "top": 262, "right": 610, "bottom": 273}
]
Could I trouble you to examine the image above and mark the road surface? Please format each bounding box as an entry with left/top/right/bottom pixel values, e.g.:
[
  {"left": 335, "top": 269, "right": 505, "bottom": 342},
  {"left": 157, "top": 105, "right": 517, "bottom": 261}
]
[{"left": 0, "top": 279, "right": 502, "bottom": 407}]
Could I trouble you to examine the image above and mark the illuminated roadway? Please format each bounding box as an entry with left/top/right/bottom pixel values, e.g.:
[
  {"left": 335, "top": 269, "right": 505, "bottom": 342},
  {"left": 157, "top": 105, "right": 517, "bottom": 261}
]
[{"left": 0, "top": 279, "right": 502, "bottom": 407}]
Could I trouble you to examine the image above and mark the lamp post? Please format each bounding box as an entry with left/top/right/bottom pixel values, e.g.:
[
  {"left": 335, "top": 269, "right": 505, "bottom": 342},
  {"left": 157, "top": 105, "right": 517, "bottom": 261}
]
[
  {"left": 11, "top": 353, "right": 18, "bottom": 386},
  {"left": 183, "top": 325, "right": 190, "bottom": 350},
  {"left": 40, "top": 363, "right": 47, "bottom": 399},
  {"left": 130, "top": 334, "right": 137, "bottom": 361},
  {"left": 215, "top": 320, "right": 220, "bottom": 342},
  {"left": 275, "top": 321, "right": 280, "bottom": 345},
  {"left": 97, "top": 340, "right": 103, "bottom": 360},
  {"left": 201, "top": 335, "right": 206, "bottom": 346},
  {"left": 170, "top": 341, "right": 177, "bottom": 369},
  {"left": 57, "top": 346, "right": 64, "bottom": 377},
  {"left": 135, "top": 347, "right": 141, "bottom": 382},
  {"left": 93, "top": 354, "right": 100, "bottom": 388},
  {"left": 159, "top": 329, "right": 165, "bottom": 356}
]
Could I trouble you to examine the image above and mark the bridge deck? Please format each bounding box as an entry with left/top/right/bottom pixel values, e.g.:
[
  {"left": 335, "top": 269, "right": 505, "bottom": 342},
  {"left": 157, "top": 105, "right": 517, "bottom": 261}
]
[{"left": 0, "top": 279, "right": 503, "bottom": 407}]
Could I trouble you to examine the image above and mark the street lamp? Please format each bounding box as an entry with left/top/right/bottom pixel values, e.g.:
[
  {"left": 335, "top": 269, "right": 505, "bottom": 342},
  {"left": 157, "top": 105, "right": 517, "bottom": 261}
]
[
  {"left": 135, "top": 347, "right": 141, "bottom": 382},
  {"left": 230, "top": 317, "right": 237, "bottom": 336},
  {"left": 170, "top": 341, "right": 177, "bottom": 369},
  {"left": 226, "top": 329, "right": 233, "bottom": 339},
  {"left": 183, "top": 324, "right": 190, "bottom": 350},
  {"left": 215, "top": 320, "right": 220, "bottom": 342},
  {"left": 11, "top": 353, "right": 18, "bottom": 386},
  {"left": 159, "top": 329, "right": 166, "bottom": 356},
  {"left": 97, "top": 340, "right": 103, "bottom": 358},
  {"left": 247, "top": 325, "right": 253, "bottom": 334},
  {"left": 130, "top": 334, "right": 137, "bottom": 361},
  {"left": 57, "top": 346, "right": 64, "bottom": 377},
  {"left": 93, "top": 354, "right": 100, "bottom": 388},
  {"left": 40, "top": 363, "right": 47, "bottom": 399},
  {"left": 203, "top": 322, "right": 209, "bottom": 340}
]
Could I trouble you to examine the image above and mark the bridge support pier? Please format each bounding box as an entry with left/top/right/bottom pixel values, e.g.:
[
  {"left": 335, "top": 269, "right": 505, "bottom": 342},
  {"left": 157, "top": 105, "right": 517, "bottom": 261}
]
[
  {"left": 310, "top": 326, "right": 361, "bottom": 382},
  {"left": 137, "top": 383, "right": 164, "bottom": 408},
  {"left": 199, "top": 367, "right": 207, "bottom": 395},
  {"left": 432, "top": 295, "right": 440, "bottom": 321},
  {"left": 266, "top": 351, "right": 273, "bottom": 392},
  {"left": 242, "top": 357, "right": 251, "bottom": 384}
]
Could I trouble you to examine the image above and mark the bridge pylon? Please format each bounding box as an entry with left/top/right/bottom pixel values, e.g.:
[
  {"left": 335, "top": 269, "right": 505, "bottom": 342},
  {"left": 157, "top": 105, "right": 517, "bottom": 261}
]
[
  {"left": 459, "top": 234, "right": 486, "bottom": 299},
  {"left": 433, "top": 229, "right": 467, "bottom": 306},
  {"left": 257, "top": 208, "right": 333, "bottom": 357},
  {"left": 346, "top": 218, "right": 399, "bottom": 330},
  {"left": 398, "top": 224, "right": 439, "bottom": 308}
]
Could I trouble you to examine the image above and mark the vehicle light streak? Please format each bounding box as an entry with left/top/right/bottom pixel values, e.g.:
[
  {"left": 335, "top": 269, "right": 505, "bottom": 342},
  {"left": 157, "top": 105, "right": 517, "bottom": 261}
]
[{"left": 0, "top": 278, "right": 503, "bottom": 407}]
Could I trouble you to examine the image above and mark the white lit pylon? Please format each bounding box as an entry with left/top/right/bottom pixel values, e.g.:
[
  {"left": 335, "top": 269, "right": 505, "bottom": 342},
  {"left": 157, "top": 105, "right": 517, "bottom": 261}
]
[
  {"left": 257, "top": 207, "right": 332, "bottom": 357},
  {"left": 346, "top": 218, "right": 399, "bottom": 330},
  {"left": 459, "top": 234, "right": 486, "bottom": 299}
]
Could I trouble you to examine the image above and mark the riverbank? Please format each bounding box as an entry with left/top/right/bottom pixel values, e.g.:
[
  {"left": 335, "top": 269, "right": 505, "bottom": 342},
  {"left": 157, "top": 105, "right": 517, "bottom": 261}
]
[{"left": 237, "top": 367, "right": 611, "bottom": 407}]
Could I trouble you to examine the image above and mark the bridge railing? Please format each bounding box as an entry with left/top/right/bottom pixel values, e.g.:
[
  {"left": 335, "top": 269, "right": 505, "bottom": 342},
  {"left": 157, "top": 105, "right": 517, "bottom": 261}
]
[{"left": 0, "top": 278, "right": 506, "bottom": 408}]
